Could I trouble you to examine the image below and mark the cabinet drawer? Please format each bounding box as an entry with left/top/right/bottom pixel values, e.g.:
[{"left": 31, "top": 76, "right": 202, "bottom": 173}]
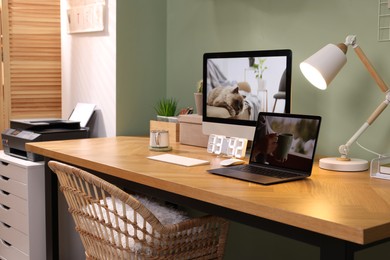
[
  {"left": 0, "top": 238, "right": 28, "bottom": 260},
  {"left": 0, "top": 161, "right": 27, "bottom": 184},
  {"left": 0, "top": 222, "right": 28, "bottom": 254},
  {"left": 0, "top": 176, "right": 27, "bottom": 200},
  {"left": 0, "top": 204, "right": 28, "bottom": 235},
  {"left": 0, "top": 190, "right": 27, "bottom": 216}
]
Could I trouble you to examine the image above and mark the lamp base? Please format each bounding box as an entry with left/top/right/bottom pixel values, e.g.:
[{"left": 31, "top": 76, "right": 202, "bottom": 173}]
[{"left": 319, "top": 157, "right": 369, "bottom": 172}]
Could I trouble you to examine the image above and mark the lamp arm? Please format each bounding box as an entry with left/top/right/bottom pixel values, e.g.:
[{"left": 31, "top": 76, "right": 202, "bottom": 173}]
[
  {"left": 352, "top": 44, "right": 389, "bottom": 93},
  {"left": 338, "top": 92, "right": 390, "bottom": 158},
  {"left": 337, "top": 36, "right": 390, "bottom": 159}
]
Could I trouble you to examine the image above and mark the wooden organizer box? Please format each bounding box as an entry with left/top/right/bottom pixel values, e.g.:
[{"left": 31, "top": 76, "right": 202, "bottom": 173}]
[{"left": 178, "top": 114, "right": 209, "bottom": 147}]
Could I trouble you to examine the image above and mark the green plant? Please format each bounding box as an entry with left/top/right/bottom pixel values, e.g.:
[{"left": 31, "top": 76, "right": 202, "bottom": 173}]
[
  {"left": 251, "top": 58, "right": 268, "bottom": 79},
  {"left": 196, "top": 80, "right": 203, "bottom": 93},
  {"left": 154, "top": 97, "right": 178, "bottom": 116}
]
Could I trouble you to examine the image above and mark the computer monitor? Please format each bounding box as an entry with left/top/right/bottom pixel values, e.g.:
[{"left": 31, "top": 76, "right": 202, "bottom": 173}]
[{"left": 202, "top": 49, "right": 292, "bottom": 140}]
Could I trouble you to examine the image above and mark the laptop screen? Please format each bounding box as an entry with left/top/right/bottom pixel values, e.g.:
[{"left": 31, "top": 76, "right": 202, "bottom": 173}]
[{"left": 250, "top": 112, "right": 321, "bottom": 173}]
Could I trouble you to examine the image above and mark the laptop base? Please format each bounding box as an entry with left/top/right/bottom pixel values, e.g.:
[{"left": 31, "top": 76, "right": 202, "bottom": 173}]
[{"left": 208, "top": 166, "right": 307, "bottom": 185}]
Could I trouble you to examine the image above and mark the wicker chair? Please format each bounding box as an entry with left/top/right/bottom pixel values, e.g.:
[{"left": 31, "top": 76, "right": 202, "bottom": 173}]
[{"left": 48, "top": 161, "right": 229, "bottom": 260}]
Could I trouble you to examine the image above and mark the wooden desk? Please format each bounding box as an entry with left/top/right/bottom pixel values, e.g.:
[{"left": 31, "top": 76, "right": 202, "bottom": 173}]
[{"left": 26, "top": 136, "right": 390, "bottom": 260}]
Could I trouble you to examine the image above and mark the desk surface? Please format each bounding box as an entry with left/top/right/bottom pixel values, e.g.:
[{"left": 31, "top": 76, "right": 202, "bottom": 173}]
[{"left": 26, "top": 136, "right": 390, "bottom": 245}]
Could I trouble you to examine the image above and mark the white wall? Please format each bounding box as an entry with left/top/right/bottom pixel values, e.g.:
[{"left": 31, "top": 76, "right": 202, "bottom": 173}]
[
  {"left": 61, "top": 0, "right": 116, "bottom": 137},
  {"left": 59, "top": 1, "right": 116, "bottom": 256}
]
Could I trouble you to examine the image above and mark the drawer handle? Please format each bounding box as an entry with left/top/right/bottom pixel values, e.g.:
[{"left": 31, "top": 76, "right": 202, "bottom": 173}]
[
  {"left": 1, "top": 239, "right": 11, "bottom": 247},
  {"left": 0, "top": 161, "right": 9, "bottom": 166},
  {"left": 0, "top": 190, "right": 9, "bottom": 196},
  {"left": 1, "top": 222, "right": 10, "bottom": 228},
  {"left": 0, "top": 176, "right": 9, "bottom": 181},
  {"left": 1, "top": 204, "right": 10, "bottom": 210}
]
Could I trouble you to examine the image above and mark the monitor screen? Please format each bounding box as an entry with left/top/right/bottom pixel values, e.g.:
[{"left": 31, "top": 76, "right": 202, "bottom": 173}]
[{"left": 202, "top": 49, "right": 292, "bottom": 140}]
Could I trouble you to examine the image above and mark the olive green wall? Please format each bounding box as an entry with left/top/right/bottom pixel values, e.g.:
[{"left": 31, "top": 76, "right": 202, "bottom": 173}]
[
  {"left": 117, "top": 1, "right": 390, "bottom": 259},
  {"left": 117, "top": 0, "right": 167, "bottom": 136},
  {"left": 165, "top": 0, "right": 390, "bottom": 161},
  {"left": 118, "top": 0, "right": 390, "bottom": 160},
  {"left": 117, "top": 0, "right": 390, "bottom": 160}
]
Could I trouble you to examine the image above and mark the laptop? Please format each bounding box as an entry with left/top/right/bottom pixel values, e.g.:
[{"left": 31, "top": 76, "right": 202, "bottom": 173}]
[{"left": 208, "top": 112, "right": 321, "bottom": 185}]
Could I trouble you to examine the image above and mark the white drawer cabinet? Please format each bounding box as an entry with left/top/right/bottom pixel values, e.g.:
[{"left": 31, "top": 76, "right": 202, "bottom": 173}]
[{"left": 0, "top": 151, "right": 44, "bottom": 260}]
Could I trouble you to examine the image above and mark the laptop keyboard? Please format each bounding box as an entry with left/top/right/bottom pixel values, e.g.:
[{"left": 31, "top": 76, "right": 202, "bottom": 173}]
[{"left": 240, "top": 165, "right": 302, "bottom": 179}]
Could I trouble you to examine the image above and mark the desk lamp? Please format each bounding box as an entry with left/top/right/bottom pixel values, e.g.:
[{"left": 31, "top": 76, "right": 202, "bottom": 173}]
[{"left": 300, "top": 35, "right": 390, "bottom": 171}]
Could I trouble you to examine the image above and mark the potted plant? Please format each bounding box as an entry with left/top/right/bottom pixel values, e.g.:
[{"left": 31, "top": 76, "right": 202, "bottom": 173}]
[
  {"left": 194, "top": 80, "right": 203, "bottom": 115},
  {"left": 154, "top": 97, "right": 178, "bottom": 122}
]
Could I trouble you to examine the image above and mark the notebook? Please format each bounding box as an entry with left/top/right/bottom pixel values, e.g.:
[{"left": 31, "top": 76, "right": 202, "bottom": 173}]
[{"left": 208, "top": 112, "right": 321, "bottom": 185}]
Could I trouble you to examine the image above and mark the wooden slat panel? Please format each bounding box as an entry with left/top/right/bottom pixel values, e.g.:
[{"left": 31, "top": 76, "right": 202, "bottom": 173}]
[{"left": 2, "top": 0, "right": 61, "bottom": 127}]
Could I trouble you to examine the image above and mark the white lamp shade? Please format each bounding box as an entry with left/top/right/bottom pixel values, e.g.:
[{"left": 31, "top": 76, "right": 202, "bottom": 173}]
[{"left": 300, "top": 44, "right": 347, "bottom": 90}]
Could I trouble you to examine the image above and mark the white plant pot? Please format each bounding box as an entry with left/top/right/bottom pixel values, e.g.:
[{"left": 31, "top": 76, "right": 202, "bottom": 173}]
[
  {"left": 257, "top": 78, "right": 266, "bottom": 91},
  {"left": 157, "top": 115, "right": 178, "bottom": 123}
]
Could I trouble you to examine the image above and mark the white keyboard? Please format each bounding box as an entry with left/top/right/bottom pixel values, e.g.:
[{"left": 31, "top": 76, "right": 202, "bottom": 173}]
[{"left": 148, "top": 154, "right": 209, "bottom": 167}]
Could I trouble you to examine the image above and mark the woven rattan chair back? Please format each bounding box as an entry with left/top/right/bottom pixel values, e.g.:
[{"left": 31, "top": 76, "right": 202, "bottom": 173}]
[{"left": 48, "top": 161, "right": 229, "bottom": 260}]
